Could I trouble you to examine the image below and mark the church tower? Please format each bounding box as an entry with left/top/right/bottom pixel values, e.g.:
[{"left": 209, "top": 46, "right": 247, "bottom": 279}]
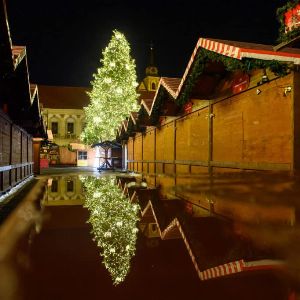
[{"left": 138, "top": 43, "right": 160, "bottom": 92}]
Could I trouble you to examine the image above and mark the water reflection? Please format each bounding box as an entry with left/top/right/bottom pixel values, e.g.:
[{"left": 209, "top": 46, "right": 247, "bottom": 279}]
[
  {"left": 80, "top": 176, "right": 140, "bottom": 285},
  {"left": 43, "top": 176, "right": 85, "bottom": 206},
  {"left": 1, "top": 171, "right": 299, "bottom": 299},
  {"left": 141, "top": 171, "right": 300, "bottom": 288}
]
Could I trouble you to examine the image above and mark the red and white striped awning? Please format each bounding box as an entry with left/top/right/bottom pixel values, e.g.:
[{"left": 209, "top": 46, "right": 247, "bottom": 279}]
[
  {"left": 30, "top": 84, "right": 38, "bottom": 105},
  {"left": 176, "top": 37, "right": 300, "bottom": 97},
  {"left": 149, "top": 77, "right": 181, "bottom": 115},
  {"left": 12, "top": 45, "right": 26, "bottom": 69},
  {"left": 130, "top": 112, "right": 138, "bottom": 125}
]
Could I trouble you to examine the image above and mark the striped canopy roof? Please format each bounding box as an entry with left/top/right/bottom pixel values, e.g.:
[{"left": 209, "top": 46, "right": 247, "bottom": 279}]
[
  {"left": 149, "top": 77, "right": 181, "bottom": 115},
  {"left": 176, "top": 37, "right": 300, "bottom": 97},
  {"left": 124, "top": 37, "right": 300, "bottom": 127},
  {"left": 12, "top": 46, "right": 26, "bottom": 69}
]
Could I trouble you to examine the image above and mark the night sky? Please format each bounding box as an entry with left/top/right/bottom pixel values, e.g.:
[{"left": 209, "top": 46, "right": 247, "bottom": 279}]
[{"left": 6, "top": 0, "right": 288, "bottom": 87}]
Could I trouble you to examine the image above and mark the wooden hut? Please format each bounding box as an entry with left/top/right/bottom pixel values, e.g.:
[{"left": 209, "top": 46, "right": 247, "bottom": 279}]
[
  {"left": 124, "top": 36, "right": 300, "bottom": 175},
  {"left": 0, "top": 0, "right": 46, "bottom": 192}
]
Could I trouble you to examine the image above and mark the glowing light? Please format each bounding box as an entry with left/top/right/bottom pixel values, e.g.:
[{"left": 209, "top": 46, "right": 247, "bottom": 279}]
[
  {"left": 93, "top": 116, "right": 101, "bottom": 124},
  {"left": 81, "top": 30, "right": 139, "bottom": 144},
  {"left": 80, "top": 176, "right": 140, "bottom": 285},
  {"left": 104, "top": 231, "right": 112, "bottom": 238},
  {"left": 93, "top": 191, "right": 101, "bottom": 198},
  {"left": 104, "top": 77, "right": 112, "bottom": 83},
  {"left": 116, "top": 87, "right": 123, "bottom": 94}
]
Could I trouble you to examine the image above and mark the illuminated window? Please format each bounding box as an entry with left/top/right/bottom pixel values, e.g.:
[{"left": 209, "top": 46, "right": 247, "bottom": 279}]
[
  {"left": 78, "top": 151, "right": 87, "bottom": 160},
  {"left": 66, "top": 180, "right": 74, "bottom": 192},
  {"left": 67, "top": 122, "right": 74, "bottom": 134},
  {"left": 51, "top": 180, "right": 58, "bottom": 192},
  {"left": 51, "top": 122, "right": 58, "bottom": 134}
]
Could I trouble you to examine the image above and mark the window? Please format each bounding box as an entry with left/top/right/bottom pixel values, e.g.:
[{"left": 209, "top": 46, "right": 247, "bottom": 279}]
[
  {"left": 66, "top": 180, "right": 74, "bottom": 192},
  {"left": 151, "top": 82, "right": 156, "bottom": 90},
  {"left": 78, "top": 151, "right": 87, "bottom": 160},
  {"left": 67, "top": 122, "right": 74, "bottom": 134},
  {"left": 51, "top": 180, "right": 58, "bottom": 192},
  {"left": 51, "top": 122, "right": 58, "bottom": 134}
]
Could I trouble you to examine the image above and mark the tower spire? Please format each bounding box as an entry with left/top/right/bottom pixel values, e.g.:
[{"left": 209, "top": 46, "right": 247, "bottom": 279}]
[
  {"left": 145, "top": 42, "right": 158, "bottom": 76},
  {"left": 149, "top": 41, "right": 154, "bottom": 66}
]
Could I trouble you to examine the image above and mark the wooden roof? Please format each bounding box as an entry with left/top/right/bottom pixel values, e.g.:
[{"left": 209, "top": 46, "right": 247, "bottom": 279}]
[
  {"left": 138, "top": 90, "right": 155, "bottom": 103},
  {"left": 141, "top": 98, "right": 153, "bottom": 115},
  {"left": 160, "top": 77, "right": 181, "bottom": 98},
  {"left": 130, "top": 112, "right": 138, "bottom": 125},
  {"left": 38, "top": 85, "right": 90, "bottom": 109},
  {"left": 119, "top": 36, "right": 300, "bottom": 131}
]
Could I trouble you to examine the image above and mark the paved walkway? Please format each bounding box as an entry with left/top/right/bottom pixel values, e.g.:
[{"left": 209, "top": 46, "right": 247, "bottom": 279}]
[{"left": 40, "top": 166, "right": 97, "bottom": 175}]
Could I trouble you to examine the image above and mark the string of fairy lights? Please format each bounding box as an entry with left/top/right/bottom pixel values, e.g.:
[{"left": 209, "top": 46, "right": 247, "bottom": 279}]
[
  {"left": 81, "top": 30, "right": 139, "bottom": 144},
  {"left": 80, "top": 175, "right": 140, "bottom": 285}
]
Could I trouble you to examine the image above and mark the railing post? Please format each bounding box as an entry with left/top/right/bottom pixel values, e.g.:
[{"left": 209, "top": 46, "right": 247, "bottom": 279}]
[{"left": 208, "top": 101, "right": 214, "bottom": 175}]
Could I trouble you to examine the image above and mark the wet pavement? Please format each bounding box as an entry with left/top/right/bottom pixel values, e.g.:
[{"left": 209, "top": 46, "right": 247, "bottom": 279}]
[{"left": 0, "top": 167, "right": 299, "bottom": 299}]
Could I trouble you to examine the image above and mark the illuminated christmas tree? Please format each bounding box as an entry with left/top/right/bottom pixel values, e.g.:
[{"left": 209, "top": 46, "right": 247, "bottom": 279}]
[
  {"left": 82, "top": 30, "right": 139, "bottom": 144},
  {"left": 80, "top": 175, "right": 140, "bottom": 285}
]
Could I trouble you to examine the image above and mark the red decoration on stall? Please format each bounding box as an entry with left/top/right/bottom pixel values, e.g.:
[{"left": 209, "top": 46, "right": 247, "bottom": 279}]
[
  {"left": 285, "top": 4, "right": 300, "bottom": 32},
  {"left": 3, "top": 103, "right": 8, "bottom": 113},
  {"left": 185, "top": 202, "right": 193, "bottom": 215},
  {"left": 183, "top": 101, "right": 193, "bottom": 114},
  {"left": 40, "top": 158, "right": 49, "bottom": 168},
  {"left": 159, "top": 116, "right": 166, "bottom": 125},
  {"left": 231, "top": 73, "right": 250, "bottom": 95}
]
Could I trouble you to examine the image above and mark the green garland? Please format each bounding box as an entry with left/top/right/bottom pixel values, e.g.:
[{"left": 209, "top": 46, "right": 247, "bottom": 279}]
[
  {"left": 149, "top": 88, "right": 170, "bottom": 125},
  {"left": 126, "top": 118, "right": 135, "bottom": 137},
  {"left": 137, "top": 105, "right": 148, "bottom": 121},
  {"left": 277, "top": 0, "right": 300, "bottom": 43},
  {"left": 176, "top": 47, "right": 290, "bottom": 106}
]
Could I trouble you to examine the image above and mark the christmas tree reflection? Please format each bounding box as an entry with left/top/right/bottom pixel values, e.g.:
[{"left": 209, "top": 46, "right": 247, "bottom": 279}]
[{"left": 80, "top": 176, "right": 140, "bottom": 285}]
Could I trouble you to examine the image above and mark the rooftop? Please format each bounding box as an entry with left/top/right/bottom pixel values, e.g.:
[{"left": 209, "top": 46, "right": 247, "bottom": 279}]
[{"left": 38, "top": 85, "right": 90, "bottom": 109}]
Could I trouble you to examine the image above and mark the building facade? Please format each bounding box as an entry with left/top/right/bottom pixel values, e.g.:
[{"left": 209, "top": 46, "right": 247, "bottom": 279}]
[{"left": 39, "top": 85, "right": 96, "bottom": 167}]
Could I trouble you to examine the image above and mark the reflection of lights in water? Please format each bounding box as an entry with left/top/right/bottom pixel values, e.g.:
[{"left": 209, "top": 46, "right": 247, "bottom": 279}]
[{"left": 80, "top": 176, "right": 140, "bottom": 285}]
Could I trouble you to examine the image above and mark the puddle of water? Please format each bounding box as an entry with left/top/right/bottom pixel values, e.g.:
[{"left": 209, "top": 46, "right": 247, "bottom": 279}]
[
  {"left": 0, "top": 172, "right": 298, "bottom": 299},
  {"left": 80, "top": 175, "right": 140, "bottom": 285}
]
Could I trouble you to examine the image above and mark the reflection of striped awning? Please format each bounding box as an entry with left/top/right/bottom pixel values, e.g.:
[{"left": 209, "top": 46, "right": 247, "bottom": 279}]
[
  {"left": 120, "top": 179, "right": 287, "bottom": 282},
  {"left": 176, "top": 37, "right": 300, "bottom": 98},
  {"left": 199, "top": 259, "right": 285, "bottom": 280}
]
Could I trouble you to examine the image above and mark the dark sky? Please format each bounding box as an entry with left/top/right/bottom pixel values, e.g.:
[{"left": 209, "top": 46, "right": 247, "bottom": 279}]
[{"left": 6, "top": 0, "right": 287, "bottom": 87}]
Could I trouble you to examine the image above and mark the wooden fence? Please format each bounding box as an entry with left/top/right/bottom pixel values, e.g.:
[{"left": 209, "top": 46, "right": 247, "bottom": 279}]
[{"left": 0, "top": 110, "right": 33, "bottom": 194}]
